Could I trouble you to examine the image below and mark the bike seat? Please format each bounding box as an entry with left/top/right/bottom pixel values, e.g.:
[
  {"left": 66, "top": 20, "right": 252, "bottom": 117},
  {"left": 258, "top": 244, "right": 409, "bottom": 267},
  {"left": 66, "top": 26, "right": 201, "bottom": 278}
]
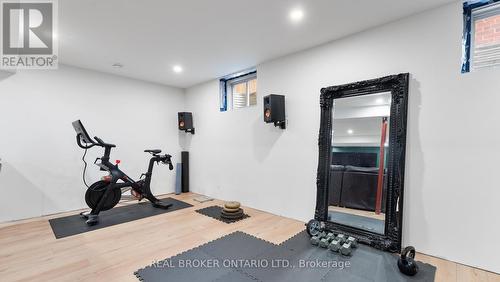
[{"left": 144, "top": 149, "right": 162, "bottom": 154}]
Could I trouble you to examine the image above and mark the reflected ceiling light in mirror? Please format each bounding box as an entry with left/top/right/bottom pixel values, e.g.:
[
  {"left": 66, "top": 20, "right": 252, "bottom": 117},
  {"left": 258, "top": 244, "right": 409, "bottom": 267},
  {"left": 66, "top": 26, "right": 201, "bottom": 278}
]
[
  {"left": 173, "top": 65, "right": 183, "bottom": 73},
  {"left": 347, "top": 129, "right": 354, "bottom": 135},
  {"left": 376, "top": 98, "right": 384, "bottom": 104},
  {"left": 289, "top": 8, "right": 304, "bottom": 22}
]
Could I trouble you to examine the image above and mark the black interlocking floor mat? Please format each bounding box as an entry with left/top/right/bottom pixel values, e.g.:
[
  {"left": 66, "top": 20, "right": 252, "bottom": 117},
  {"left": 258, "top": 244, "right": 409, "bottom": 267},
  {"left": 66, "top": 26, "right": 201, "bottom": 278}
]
[
  {"left": 136, "top": 249, "right": 232, "bottom": 282},
  {"left": 135, "top": 231, "right": 436, "bottom": 282},
  {"left": 195, "top": 205, "right": 250, "bottom": 223},
  {"left": 214, "top": 270, "right": 257, "bottom": 282},
  {"left": 201, "top": 231, "right": 274, "bottom": 260},
  {"left": 49, "top": 198, "right": 192, "bottom": 239}
]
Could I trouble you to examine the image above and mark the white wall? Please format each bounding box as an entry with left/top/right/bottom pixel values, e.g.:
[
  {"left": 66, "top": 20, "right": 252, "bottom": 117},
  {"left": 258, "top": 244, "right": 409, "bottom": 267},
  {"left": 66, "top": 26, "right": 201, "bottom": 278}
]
[
  {"left": 0, "top": 65, "right": 185, "bottom": 222},
  {"left": 185, "top": 2, "right": 500, "bottom": 274}
]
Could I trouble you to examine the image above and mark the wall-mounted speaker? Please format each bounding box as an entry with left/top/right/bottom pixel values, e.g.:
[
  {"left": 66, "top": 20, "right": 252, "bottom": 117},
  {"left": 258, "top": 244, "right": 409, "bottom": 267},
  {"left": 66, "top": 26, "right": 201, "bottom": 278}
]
[
  {"left": 178, "top": 112, "right": 195, "bottom": 134},
  {"left": 263, "top": 94, "right": 286, "bottom": 129}
]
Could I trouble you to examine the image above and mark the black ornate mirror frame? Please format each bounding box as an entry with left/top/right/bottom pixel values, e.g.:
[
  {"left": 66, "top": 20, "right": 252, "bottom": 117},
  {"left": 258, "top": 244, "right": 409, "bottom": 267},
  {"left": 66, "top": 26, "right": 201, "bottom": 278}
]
[{"left": 314, "top": 73, "right": 409, "bottom": 252}]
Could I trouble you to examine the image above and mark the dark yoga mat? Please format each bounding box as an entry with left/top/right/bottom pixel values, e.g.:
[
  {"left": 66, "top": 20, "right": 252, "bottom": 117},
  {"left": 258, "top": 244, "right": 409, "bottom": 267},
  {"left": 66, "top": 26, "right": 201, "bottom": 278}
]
[
  {"left": 195, "top": 205, "right": 250, "bottom": 223},
  {"left": 49, "top": 197, "right": 192, "bottom": 239},
  {"left": 328, "top": 210, "right": 385, "bottom": 234},
  {"left": 135, "top": 231, "right": 436, "bottom": 282}
]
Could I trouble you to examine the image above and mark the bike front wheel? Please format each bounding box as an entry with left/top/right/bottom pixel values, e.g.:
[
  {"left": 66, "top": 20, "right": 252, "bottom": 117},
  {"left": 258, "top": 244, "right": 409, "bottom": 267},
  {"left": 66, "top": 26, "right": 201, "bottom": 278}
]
[{"left": 85, "top": 180, "right": 121, "bottom": 211}]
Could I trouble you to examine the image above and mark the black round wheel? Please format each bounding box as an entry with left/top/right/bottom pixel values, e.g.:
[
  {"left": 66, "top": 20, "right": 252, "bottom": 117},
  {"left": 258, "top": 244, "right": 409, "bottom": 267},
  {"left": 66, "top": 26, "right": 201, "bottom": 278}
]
[
  {"left": 306, "top": 219, "right": 322, "bottom": 237},
  {"left": 85, "top": 181, "right": 121, "bottom": 211}
]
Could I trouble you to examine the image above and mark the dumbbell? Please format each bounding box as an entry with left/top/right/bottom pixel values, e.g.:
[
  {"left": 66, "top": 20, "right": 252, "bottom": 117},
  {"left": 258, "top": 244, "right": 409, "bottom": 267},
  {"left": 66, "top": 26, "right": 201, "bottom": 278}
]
[
  {"left": 347, "top": 236, "right": 358, "bottom": 248},
  {"left": 325, "top": 233, "right": 335, "bottom": 240},
  {"left": 336, "top": 234, "right": 346, "bottom": 244},
  {"left": 340, "top": 242, "right": 353, "bottom": 256},
  {"left": 318, "top": 238, "right": 328, "bottom": 248},
  {"left": 318, "top": 232, "right": 336, "bottom": 248},
  {"left": 310, "top": 236, "right": 320, "bottom": 246},
  {"left": 328, "top": 239, "right": 342, "bottom": 252},
  {"left": 321, "top": 236, "right": 337, "bottom": 248}
]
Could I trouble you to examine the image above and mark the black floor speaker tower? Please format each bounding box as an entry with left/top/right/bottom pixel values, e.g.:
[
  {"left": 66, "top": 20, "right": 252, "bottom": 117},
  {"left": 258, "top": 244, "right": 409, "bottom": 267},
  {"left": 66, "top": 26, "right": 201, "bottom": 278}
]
[{"left": 181, "top": 151, "right": 189, "bottom": 193}]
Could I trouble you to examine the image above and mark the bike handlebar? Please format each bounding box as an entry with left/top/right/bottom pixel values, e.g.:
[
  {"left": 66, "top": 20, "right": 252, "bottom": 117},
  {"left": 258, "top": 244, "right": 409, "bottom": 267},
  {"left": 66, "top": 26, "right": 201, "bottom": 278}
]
[
  {"left": 160, "top": 154, "right": 174, "bottom": 170},
  {"left": 76, "top": 134, "right": 96, "bottom": 149},
  {"left": 94, "top": 136, "right": 116, "bottom": 148}
]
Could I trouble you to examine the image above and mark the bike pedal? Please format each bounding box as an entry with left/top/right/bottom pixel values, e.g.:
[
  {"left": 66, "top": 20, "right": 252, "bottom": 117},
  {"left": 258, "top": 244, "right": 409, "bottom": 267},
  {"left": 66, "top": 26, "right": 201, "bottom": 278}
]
[
  {"left": 80, "top": 211, "right": 90, "bottom": 219},
  {"left": 85, "top": 215, "right": 99, "bottom": 226}
]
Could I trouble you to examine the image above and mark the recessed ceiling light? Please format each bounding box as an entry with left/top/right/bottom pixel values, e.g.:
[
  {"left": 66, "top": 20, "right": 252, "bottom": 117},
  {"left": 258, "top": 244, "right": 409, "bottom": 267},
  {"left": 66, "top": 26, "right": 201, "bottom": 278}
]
[
  {"left": 347, "top": 129, "right": 354, "bottom": 135},
  {"left": 289, "top": 9, "right": 304, "bottom": 22},
  {"left": 112, "top": 63, "right": 123, "bottom": 68},
  {"left": 376, "top": 98, "right": 384, "bottom": 104},
  {"left": 173, "top": 65, "right": 183, "bottom": 73}
]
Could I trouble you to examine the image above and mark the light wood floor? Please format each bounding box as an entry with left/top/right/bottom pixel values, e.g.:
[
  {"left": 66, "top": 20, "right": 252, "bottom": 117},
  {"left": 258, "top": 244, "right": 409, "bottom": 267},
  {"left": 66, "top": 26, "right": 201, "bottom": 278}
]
[
  {"left": 329, "top": 205, "right": 386, "bottom": 221},
  {"left": 0, "top": 193, "right": 498, "bottom": 282}
]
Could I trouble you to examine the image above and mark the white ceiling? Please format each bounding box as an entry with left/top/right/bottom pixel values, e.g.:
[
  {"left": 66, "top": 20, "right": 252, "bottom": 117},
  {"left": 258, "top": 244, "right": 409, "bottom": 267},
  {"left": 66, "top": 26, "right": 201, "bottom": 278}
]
[
  {"left": 334, "top": 92, "right": 391, "bottom": 109},
  {"left": 334, "top": 92, "right": 391, "bottom": 119},
  {"left": 332, "top": 92, "right": 391, "bottom": 146},
  {"left": 58, "top": 0, "right": 454, "bottom": 88},
  {"left": 334, "top": 117, "right": 385, "bottom": 137}
]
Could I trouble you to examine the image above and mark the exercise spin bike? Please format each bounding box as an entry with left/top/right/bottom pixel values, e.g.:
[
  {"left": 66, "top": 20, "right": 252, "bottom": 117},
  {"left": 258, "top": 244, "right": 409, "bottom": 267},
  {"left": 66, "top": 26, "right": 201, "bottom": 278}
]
[{"left": 72, "top": 120, "right": 173, "bottom": 226}]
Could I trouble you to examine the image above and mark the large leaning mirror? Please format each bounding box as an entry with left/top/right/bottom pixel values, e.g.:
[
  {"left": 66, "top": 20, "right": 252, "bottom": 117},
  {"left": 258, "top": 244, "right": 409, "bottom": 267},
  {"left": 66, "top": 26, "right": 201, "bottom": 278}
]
[{"left": 313, "top": 73, "right": 409, "bottom": 252}]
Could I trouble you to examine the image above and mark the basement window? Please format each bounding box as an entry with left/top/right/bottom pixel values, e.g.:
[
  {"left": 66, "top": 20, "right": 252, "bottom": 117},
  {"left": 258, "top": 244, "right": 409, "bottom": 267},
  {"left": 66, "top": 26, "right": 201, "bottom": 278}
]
[
  {"left": 219, "top": 70, "right": 257, "bottom": 111},
  {"left": 462, "top": 0, "right": 500, "bottom": 72}
]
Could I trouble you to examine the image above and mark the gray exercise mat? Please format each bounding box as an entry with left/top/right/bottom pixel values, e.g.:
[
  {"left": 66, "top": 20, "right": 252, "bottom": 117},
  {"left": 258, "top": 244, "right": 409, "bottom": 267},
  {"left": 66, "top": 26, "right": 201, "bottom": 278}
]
[
  {"left": 135, "top": 231, "right": 436, "bottom": 282},
  {"left": 201, "top": 231, "right": 274, "bottom": 260},
  {"left": 238, "top": 243, "right": 333, "bottom": 282},
  {"left": 134, "top": 232, "right": 271, "bottom": 282},
  {"left": 214, "top": 270, "right": 257, "bottom": 282},
  {"left": 136, "top": 249, "right": 233, "bottom": 282},
  {"left": 328, "top": 210, "right": 385, "bottom": 234},
  {"left": 281, "top": 231, "right": 436, "bottom": 282},
  {"left": 49, "top": 198, "right": 192, "bottom": 239}
]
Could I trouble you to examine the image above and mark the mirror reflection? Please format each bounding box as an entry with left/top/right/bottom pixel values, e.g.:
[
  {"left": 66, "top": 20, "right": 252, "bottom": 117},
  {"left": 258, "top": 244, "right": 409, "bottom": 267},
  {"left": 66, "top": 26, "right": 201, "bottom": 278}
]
[{"left": 328, "top": 92, "right": 391, "bottom": 234}]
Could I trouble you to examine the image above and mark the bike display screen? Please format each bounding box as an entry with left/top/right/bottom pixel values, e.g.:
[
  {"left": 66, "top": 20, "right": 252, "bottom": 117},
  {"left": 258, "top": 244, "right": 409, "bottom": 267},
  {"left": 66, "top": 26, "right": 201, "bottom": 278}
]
[{"left": 72, "top": 120, "right": 93, "bottom": 144}]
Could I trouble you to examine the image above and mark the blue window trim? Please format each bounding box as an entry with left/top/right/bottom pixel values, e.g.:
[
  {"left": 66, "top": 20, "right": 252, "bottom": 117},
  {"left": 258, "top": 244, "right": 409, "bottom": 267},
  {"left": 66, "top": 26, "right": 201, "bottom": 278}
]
[
  {"left": 462, "top": 0, "right": 500, "bottom": 73},
  {"left": 219, "top": 80, "right": 228, "bottom": 112},
  {"left": 219, "top": 69, "right": 257, "bottom": 112}
]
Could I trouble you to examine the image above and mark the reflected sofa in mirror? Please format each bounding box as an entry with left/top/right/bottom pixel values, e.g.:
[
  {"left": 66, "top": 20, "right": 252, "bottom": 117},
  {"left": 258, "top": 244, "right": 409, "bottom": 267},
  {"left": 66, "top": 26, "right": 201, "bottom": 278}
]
[{"left": 314, "top": 73, "right": 409, "bottom": 252}]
